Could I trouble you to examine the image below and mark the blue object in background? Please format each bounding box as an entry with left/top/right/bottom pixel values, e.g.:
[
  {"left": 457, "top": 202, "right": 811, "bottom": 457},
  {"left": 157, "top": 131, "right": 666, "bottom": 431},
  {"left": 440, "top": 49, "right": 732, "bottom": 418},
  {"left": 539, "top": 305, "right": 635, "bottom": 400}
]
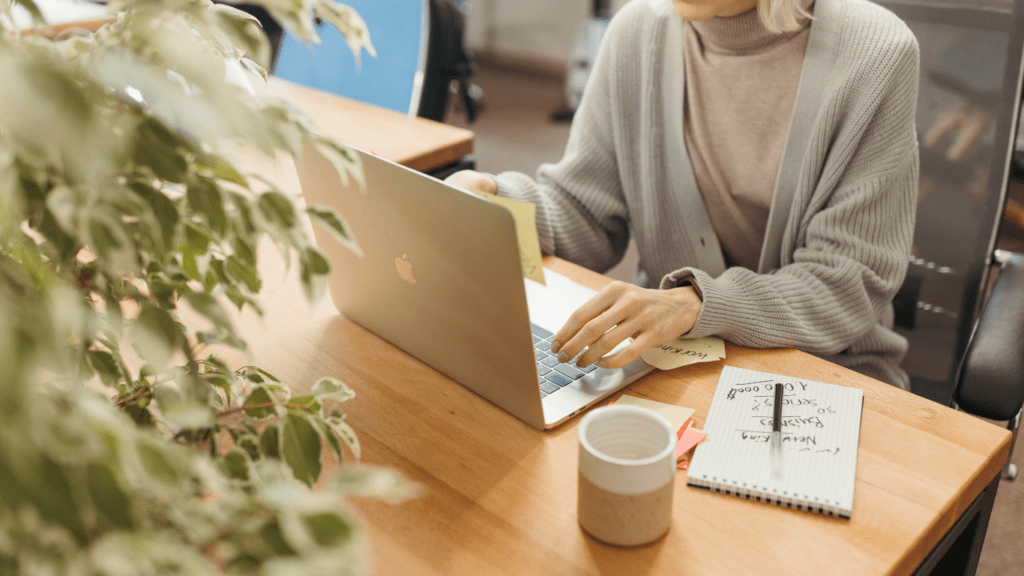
[{"left": 274, "top": 0, "right": 429, "bottom": 116}]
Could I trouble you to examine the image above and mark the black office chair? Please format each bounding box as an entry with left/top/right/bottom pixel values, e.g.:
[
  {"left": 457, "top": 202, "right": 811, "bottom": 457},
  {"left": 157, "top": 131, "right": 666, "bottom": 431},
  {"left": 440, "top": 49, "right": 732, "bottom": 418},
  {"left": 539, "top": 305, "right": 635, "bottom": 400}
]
[{"left": 875, "top": 0, "right": 1024, "bottom": 477}]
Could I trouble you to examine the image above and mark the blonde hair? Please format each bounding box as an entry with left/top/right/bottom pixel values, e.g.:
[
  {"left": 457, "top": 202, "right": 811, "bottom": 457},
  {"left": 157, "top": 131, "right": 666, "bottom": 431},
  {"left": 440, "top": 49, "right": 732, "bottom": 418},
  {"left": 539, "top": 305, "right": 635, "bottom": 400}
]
[{"left": 757, "top": 0, "right": 814, "bottom": 33}]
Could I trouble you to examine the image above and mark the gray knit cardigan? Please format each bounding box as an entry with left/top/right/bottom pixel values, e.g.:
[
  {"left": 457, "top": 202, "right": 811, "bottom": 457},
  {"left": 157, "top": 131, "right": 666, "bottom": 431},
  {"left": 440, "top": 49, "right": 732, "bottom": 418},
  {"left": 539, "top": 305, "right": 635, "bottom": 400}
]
[{"left": 493, "top": 0, "right": 920, "bottom": 388}]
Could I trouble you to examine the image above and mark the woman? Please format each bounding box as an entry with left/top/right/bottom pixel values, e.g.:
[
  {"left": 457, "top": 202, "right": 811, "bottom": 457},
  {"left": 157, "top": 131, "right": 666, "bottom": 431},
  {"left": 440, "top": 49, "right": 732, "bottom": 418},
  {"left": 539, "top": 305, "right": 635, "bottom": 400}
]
[{"left": 447, "top": 0, "right": 919, "bottom": 388}]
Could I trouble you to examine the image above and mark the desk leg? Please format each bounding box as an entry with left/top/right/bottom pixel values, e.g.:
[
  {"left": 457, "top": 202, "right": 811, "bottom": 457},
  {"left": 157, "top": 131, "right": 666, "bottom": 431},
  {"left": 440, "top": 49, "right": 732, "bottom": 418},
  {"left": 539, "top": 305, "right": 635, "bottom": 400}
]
[{"left": 913, "top": 474, "right": 1000, "bottom": 576}]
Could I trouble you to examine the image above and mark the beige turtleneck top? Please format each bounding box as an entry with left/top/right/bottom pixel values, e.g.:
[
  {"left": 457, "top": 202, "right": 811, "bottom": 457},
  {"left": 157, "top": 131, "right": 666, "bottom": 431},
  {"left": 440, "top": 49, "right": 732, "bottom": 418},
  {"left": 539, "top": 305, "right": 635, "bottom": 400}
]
[{"left": 683, "top": 4, "right": 814, "bottom": 270}]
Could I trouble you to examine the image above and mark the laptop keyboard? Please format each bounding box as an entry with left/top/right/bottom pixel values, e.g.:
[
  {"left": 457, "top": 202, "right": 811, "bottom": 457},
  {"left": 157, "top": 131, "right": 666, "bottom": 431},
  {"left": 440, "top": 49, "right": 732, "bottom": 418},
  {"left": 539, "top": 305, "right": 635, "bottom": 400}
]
[{"left": 531, "top": 323, "right": 598, "bottom": 397}]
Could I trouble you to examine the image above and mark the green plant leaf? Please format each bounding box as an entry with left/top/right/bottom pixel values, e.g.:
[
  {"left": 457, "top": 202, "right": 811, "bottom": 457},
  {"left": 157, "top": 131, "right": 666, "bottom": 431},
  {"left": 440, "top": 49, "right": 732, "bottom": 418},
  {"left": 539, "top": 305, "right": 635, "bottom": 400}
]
[
  {"left": 132, "top": 116, "right": 190, "bottom": 184},
  {"left": 129, "top": 303, "right": 180, "bottom": 369},
  {"left": 299, "top": 246, "right": 330, "bottom": 305},
  {"left": 129, "top": 181, "right": 180, "bottom": 252},
  {"left": 136, "top": 440, "right": 181, "bottom": 486},
  {"left": 197, "top": 154, "right": 249, "bottom": 189},
  {"left": 221, "top": 448, "right": 250, "bottom": 481},
  {"left": 259, "top": 424, "right": 280, "bottom": 459},
  {"left": 328, "top": 418, "right": 360, "bottom": 460},
  {"left": 257, "top": 190, "right": 297, "bottom": 229},
  {"left": 287, "top": 394, "right": 321, "bottom": 415},
  {"left": 311, "top": 377, "right": 355, "bottom": 402},
  {"left": 87, "top": 349, "right": 122, "bottom": 387},
  {"left": 302, "top": 511, "right": 354, "bottom": 547},
  {"left": 281, "top": 413, "right": 320, "bottom": 487},
  {"left": 185, "top": 292, "right": 233, "bottom": 333},
  {"left": 186, "top": 176, "right": 228, "bottom": 237},
  {"left": 331, "top": 465, "right": 418, "bottom": 503},
  {"left": 312, "top": 417, "right": 343, "bottom": 462},
  {"left": 244, "top": 386, "right": 276, "bottom": 419},
  {"left": 225, "top": 254, "right": 260, "bottom": 293},
  {"left": 87, "top": 463, "right": 135, "bottom": 530},
  {"left": 306, "top": 203, "right": 362, "bottom": 257}
]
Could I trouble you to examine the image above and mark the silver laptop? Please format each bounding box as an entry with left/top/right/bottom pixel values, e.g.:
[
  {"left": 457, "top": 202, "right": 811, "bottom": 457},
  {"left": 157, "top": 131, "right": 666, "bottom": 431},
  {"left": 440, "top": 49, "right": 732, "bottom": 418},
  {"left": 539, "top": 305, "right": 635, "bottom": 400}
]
[{"left": 297, "top": 142, "right": 653, "bottom": 429}]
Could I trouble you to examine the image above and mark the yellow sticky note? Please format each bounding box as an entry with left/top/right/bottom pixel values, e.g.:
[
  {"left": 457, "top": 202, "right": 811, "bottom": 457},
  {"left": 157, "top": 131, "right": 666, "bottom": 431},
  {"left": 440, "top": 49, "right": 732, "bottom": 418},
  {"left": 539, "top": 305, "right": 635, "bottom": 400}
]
[
  {"left": 469, "top": 192, "right": 546, "bottom": 285},
  {"left": 641, "top": 336, "right": 725, "bottom": 371}
]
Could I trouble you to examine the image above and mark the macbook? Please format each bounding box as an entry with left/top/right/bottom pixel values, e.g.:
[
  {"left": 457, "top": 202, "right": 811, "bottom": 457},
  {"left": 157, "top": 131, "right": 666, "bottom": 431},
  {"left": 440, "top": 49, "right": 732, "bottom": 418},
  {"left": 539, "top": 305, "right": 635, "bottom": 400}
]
[{"left": 297, "top": 142, "right": 653, "bottom": 429}]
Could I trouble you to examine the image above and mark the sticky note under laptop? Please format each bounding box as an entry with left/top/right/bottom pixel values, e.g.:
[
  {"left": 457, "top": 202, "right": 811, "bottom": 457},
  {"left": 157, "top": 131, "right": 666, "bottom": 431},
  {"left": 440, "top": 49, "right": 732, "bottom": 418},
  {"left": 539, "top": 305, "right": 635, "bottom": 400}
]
[
  {"left": 468, "top": 191, "right": 546, "bottom": 285},
  {"left": 613, "top": 395, "right": 695, "bottom": 438}
]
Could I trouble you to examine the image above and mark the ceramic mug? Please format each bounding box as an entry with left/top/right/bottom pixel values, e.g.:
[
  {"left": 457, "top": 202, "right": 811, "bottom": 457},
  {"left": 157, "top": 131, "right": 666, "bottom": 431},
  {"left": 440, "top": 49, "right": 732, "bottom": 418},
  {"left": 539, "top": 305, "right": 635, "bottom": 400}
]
[{"left": 577, "top": 404, "right": 676, "bottom": 547}]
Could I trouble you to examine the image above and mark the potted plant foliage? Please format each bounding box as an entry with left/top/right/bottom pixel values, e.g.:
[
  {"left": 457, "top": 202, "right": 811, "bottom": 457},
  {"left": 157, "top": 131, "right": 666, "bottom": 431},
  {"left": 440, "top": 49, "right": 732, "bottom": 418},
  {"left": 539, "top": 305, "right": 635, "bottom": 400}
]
[{"left": 0, "top": 0, "right": 409, "bottom": 573}]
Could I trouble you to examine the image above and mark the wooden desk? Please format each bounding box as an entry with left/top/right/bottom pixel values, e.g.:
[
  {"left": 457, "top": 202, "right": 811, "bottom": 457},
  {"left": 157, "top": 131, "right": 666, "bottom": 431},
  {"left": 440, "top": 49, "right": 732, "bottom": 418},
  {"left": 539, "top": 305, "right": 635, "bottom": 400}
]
[
  {"left": 259, "top": 76, "right": 474, "bottom": 174},
  {"left": 225, "top": 248, "right": 1011, "bottom": 576}
]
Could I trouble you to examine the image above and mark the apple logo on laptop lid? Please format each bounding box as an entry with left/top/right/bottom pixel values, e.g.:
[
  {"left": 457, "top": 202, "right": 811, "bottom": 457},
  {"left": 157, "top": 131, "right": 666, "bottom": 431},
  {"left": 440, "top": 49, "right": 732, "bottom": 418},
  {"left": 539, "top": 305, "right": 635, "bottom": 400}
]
[{"left": 395, "top": 253, "right": 416, "bottom": 286}]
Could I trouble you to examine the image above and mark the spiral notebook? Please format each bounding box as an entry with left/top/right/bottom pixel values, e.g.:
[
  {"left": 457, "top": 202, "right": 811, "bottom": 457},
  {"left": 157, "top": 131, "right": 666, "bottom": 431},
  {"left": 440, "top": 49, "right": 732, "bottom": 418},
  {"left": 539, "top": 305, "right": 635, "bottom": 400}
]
[{"left": 686, "top": 366, "right": 864, "bottom": 518}]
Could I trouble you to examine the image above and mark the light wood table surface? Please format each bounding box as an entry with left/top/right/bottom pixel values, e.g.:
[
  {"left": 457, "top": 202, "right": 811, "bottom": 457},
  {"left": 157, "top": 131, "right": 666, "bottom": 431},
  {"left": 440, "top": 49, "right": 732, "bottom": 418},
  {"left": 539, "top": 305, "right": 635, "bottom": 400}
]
[
  {"left": 222, "top": 246, "right": 1011, "bottom": 576},
  {"left": 219, "top": 77, "right": 1010, "bottom": 575}
]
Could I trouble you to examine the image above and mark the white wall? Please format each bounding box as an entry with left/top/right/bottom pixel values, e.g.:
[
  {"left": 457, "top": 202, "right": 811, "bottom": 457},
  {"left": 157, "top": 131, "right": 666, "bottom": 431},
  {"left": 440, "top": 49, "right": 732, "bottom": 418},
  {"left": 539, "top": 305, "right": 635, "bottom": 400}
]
[{"left": 463, "top": 0, "right": 633, "bottom": 70}]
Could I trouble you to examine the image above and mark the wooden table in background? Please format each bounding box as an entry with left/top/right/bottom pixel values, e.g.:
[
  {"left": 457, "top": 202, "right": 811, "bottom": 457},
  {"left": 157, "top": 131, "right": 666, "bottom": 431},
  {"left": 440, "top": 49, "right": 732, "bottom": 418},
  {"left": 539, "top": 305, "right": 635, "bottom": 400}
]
[
  {"left": 219, "top": 247, "right": 1010, "bottom": 576},
  {"left": 259, "top": 76, "right": 474, "bottom": 174}
]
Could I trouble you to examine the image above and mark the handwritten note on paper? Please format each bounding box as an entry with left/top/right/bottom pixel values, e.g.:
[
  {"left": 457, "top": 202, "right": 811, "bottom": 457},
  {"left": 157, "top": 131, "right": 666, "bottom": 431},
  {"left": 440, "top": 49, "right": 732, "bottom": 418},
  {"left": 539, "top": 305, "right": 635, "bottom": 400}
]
[
  {"left": 641, "top": 336, "right": 725, "bottom": 371},
  {"left": 686, "top": 366, "right": 864, "bottom": 517},
  {"left": 467, "top": 191, "right": 546, "bottom": 285}
]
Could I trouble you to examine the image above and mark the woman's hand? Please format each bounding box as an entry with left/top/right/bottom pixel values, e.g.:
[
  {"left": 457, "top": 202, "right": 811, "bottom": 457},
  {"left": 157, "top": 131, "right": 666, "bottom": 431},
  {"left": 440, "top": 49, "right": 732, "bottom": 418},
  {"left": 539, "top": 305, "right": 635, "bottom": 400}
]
[
  {"left": 551, "top": 281, "right": 703, "bottom": 369},
  {"left": 444, "top": 170, "right": 498, "bottom": 195}
]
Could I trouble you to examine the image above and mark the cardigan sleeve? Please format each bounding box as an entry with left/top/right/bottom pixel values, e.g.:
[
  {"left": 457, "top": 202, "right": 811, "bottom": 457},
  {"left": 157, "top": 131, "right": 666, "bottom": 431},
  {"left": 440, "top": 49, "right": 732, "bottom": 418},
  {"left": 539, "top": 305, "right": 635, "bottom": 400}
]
[
  {"left": 489, "top": 8, "right": 638, "bottom": 274},
  {"left": 663, "top": 24, "right": 920, "bottom": 356}
]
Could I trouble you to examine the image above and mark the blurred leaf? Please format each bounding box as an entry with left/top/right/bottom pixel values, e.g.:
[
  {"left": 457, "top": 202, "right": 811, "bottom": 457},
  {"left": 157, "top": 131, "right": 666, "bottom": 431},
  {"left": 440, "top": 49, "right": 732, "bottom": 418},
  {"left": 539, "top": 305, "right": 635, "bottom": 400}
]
[
  {"left": 259, "top": 519, "right": 296, "bottom": 556},
  {"left": 124, "top": 404, "right": 154, "bottom": 427},
  {"left": 313, "top": 417, "right": 342, "bottom": 462},
  {"left": 221, "top": 448, "right": 250, "bottom": 481},
  {"left": 299, "top": 246, "right": 329, "bottom": 305},
  {"left": 86, "top": 349, "right": 121, "bottom": 387},
  {"left": 311, "top": 377, "right": 354, "bottom": 402},
  {"left": 136, "top": 440, "right": 181, "bottom": 486},
  {"left": 310, "top": 136, "right": 364, "bottom": 190},
  {"left": 186, "top": 176, "right": 227, "bottom": 237},
  {"left": 132, "top": 116, "right": 190, "bottom": 184},
  {"left": 238, "top": 435, "right": 260, "bottom": 460},
  {"left": 302, "top": 511, "right": 353, "bottom": 547},
  {"left": 244, "top": 386, "right": 276, "bottom": 419},
  {"left": 185, "top": 292, "right": 232, "bottom": 333},
  {"left": 307, "top": 203, "right": 361, "bottom": 257},
  {"left": 225, "top": 254, "right": 260, "bottom": 293},
  {"left": 287, "top": 394, "right": 321, "bottom": 415},
  {"left": 196, "top": 155, "right": 249, "bottom": 189},
  {"left": 154, "top": 383, "right": 213, "bottom": 429},
  {"left": 89, "top": 211, "right": 137, "bottom": 274},
  {"left": 212, "top": 5, "right": 271, "bottom": 69},
  {"left": 87, "top": 463, "right": 135, "bottom": 530},
  {"left": 313, "top": 0, "right": 377, "bottom": 68},
  {"left": 45, "top": 185, "right": 77, "bottom": 234},
  {"left": 281, "top": 413, "right": 320, "bottom": 487},
  {"left": 331, "top": 465, "right": 419, "bottom": 504},
  {"left": 12, "top": 0, "right": 45, "bottom": 27},
  {"left": 257, "top": 190, "right": 297, "bottom": 229},
  {"left": 259, "top": 424, "right": 280, "bottom": 459},
  {"left": 129, "top": 303, "right": 180, "bottom": 370},
  {"left": 129, "top": 181, "right": 180, "bottom": 252},
  {"left": 328, "top": 418, "right": 360, "bottom": 460},
  {"left": 239, "top": 365, "right": 281, "bottom": 383}
]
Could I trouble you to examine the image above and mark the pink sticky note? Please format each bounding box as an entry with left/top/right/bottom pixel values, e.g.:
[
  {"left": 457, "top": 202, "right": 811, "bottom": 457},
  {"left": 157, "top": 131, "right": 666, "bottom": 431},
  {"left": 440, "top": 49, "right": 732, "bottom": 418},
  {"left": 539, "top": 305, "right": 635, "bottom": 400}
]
[{"left": 676, "top": 427, "right": 707, "bottom": 461}]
